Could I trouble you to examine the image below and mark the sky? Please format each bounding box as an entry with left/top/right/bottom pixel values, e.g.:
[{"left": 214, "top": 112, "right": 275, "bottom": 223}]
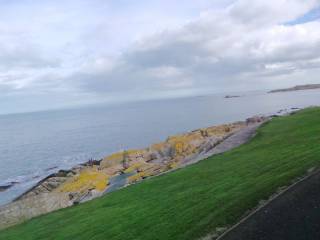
[{"left": 0, "top": 0, "right": 320, "bottom": 114}]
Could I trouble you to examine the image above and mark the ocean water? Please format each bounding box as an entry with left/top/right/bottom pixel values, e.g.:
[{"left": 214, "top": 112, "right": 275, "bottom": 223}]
[{"left": 1, "top": 89, "right": 320, "bottom": 205}]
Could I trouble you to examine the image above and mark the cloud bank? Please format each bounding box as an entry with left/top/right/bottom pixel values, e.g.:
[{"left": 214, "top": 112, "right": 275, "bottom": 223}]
[{"left": 0, "top": 0, "right": 320, "bottom": 113}]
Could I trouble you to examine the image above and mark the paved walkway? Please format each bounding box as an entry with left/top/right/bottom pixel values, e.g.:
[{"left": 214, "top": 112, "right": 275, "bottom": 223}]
[{"left": 219, "top": 170, "right": 320, "bottom": 240}]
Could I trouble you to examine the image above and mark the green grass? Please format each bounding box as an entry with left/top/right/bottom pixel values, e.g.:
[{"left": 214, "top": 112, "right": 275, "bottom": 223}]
[{"left": 1, "top": 107, "right": 320, "bottom": 240}]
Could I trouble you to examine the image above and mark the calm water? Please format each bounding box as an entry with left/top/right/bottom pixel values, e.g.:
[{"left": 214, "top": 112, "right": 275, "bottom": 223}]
[{"left": 1, "top": 90, "right": 320, "bottom": 205}]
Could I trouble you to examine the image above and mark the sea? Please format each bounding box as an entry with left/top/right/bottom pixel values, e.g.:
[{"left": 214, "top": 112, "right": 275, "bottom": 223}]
[{"left": 1, "top": 89, "right": 320, "bottom": 206}]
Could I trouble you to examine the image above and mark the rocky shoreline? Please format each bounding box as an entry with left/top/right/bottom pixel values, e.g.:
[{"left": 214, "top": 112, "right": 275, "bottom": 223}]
[{"left": 0, "top": 108, "right": 300, "bottom": 230}]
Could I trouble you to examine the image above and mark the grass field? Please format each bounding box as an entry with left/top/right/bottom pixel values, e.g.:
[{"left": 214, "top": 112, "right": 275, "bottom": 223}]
[{"left": 1, "top": 107, "right": 320, "bottom": 240}]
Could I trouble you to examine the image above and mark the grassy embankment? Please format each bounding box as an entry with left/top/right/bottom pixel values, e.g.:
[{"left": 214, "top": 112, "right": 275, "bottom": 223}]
[{"left": 1, "top": 107, "right": 320, "bottom": 240}]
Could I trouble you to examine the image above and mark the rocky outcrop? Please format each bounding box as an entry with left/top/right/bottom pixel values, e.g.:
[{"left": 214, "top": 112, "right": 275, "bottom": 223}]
[
  {"left": 225, "top": 95, "right": 241, "bottom": 98},
  {"left": 56, "top": 167, "right": 108, "bottom": 203},
  {"left": 15, "top": 170, "right": 76, "bottom": 201},
  {"left": 1, "top": 117, "right": 268, "bottom": 230},
  {"left": 246, "top": 116, "right": 267, "bottom": 125},
  {"left": 0, "top": 181, "right": 19, "bottom": 193},
  {"left": 16, "top": 121, "right": 247, "bottom": 204},
  {"left": 0, "top": 185, "right": 13, "bottom": 192},
  {"left": 0, "top": 193, "right": 71, "bottom": 230}
]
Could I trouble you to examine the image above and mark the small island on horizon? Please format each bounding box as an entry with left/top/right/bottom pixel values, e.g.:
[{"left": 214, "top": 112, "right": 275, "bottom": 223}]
[
  {"left": 269, "top": 84, "right": 320, "bottom": 93},
  {"left": 224, "top": 95, "right": 241, "bottom": 99}
]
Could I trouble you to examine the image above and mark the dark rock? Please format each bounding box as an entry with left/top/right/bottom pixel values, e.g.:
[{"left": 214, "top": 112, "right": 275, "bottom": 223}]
[
  {"left": 225, "top": 95, "right": 241, "bottom": 98},
  {"left": 0, "top": 184, "right": 13, "bottom": 192},
  {"left": 81, "top": 159, "right": 102, "bottom": 167},
  {"left": 56, "top": 170, "right": 75, "bottom": 177},
  {"left": 246, "top": 116, "right": 266, "bottom": 125},
  {"left": 14, "top": 171, "right": 73, "bottom": 201},
  {"left": 0, "top": 181, "right": 20, "bottom": 192},
  {"left": 45, "top": 166, "right": 58, "bottom": 171},
  {"left": 9, "top": 181, "right": 20, "bottom": 185}
]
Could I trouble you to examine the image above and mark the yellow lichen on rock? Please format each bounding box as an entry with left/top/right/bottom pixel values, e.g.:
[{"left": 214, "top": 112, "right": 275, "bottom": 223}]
[
  {"left": 127, "top": 172, "right": 145, "bottom": 184},
  {"left": 169, "top": 161, "right": 180, "bottom": 169},
  {"left": 167, "top": 132, "right": 203, "bottom": 157},
  {"left": 100, "top": 149, "right": 148, "bottom": 169},
  {"left": 59, "top": 122, "right": 246, "bottom": 196},
  {"left": 57, "top": 168, "right": 108, "bottom": 193},
  {"left": 205, "top": 123, "right": 245, "bottom": 137},
  {"left": 127, "top": 163, "right": 166, "bottom": 184},
  {"left": 100, "top": 152, "right": 124, "bottom": 169},
  {"left": 105, "top": 152, "right": 124, "bottom": 161},
  {"left": 126, "top": 149, "right": 147, "bottom": 158},
  {"left": 124, "top": 161, "right": 148, "bottom": 173},
  {"left": 99, "top": 122, "right": 246, "bottom": 189},
  {"left": 150, "top": 142, "right": 168, "bottom": 152},
  {"left": 127, "top": 170, "right": 151, "bottom": 184},
  {"left": 173, "top": 141, "right": 185, "bottom": 155}
]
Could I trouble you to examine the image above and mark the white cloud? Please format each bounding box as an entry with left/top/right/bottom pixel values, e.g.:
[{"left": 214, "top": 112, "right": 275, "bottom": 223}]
[
  {"left": 227, "top": 0, "right": 318, "bottom": 26},
  {"left": 0, "top": 0, "right": 320, "bottom": 113}
]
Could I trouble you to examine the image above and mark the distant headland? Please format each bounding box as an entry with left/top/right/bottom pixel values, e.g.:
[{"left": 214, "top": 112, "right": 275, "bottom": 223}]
[{"left": 269, "top": 84, "right": 320, "bottom": 93}]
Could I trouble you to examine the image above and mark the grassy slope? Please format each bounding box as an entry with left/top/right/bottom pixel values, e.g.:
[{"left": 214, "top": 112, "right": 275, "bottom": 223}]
[{"left": 1, "top": 108, "right": 320, "bottom": 240}]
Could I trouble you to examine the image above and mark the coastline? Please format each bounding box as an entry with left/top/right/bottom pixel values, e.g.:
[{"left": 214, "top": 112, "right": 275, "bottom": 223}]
[
  {"left": 0, "top": 107, "right": 301, "bottom": 230},
  {"left": 2, "top": 88, "right": 320, "bottom": 206},
  {"left": 269, "top": 84, "right": 320, "bottom": 93}
]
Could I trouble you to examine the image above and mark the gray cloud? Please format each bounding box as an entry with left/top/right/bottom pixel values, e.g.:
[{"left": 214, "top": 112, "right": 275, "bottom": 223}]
[{"left": 0, "top": 0, "right": 320, "bottom": 114}]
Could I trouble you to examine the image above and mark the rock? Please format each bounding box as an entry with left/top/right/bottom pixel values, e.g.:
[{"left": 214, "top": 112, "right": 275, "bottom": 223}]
[
  {"left": 6, "top": 115, "right": 258, "bottom": 230},
  {"left": 100, "top": 152, "right": 126, "bottom": 169},
  {"left": 67, "top": 172, "right": 74, "bottom": 177},
  {"left": 15, "top": 173, "right": 70, "bottom": 201},
  {"left": 225, "top": 95, "right": 241, "bottom": 98},
  {"left": 199, "top": 137, "right": 222, "bottom": 153},
  {"left": 81, "top": 159, "right": 101, "bottom": 167},
  {"left": 56, "top": 167, "right": 109, "bottom": 204},
  {"left": 0, "top": 181, "right": 21, "bottom": 192},
  {"left": 56, "top": 170, "right": 75, "bottom": 177},
  {"left": 0, "top": 185, "right": 13, "bottom": 192},
  {"left": 146, "top": 151, "right": 158, "bottom": 162},
  {"left": 45, "top": 166, "right": 58, "bottom": 171},
  {"left": 0, "top": 193, "right": 71, "bottom": 230},
  {"left": 46, "top": 180, "right": 63, "bottom": 189},
  {"left": 246, "top": 116, "right": 266, "bottom": 125},
  {"left": 77, "top": 189, "right": 103, "bottom": 204}
]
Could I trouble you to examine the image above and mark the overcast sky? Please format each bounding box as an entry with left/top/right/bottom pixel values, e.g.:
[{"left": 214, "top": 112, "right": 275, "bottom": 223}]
[{"left": 0, "top": 0, "right": 320, "bottom": 114}]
